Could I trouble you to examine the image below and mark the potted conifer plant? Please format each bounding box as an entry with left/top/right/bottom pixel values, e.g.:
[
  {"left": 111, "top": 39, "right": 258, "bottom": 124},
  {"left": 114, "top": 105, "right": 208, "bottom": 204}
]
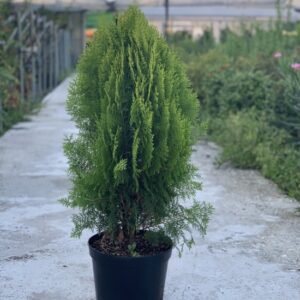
[{"left": 62, "top": 7, "right": 213, "bottom": 300}]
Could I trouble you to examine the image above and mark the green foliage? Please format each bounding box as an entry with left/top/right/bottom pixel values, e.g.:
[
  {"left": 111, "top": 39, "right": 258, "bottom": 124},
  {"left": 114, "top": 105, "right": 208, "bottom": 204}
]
[
  {"left": 0, "top": 0, "right": 12, "bottom": 18},
  {"left": 217, "top": 70, "right": 275, "bottom": 115},
  {"left": 198, "top": 30, "right": 215, "bottom": 52},
  {"left": 169, "top": 13, "right": 300, "bottom": 201},
  {"left": 168, "top": 29, "right": 216, "bottom": 64},
  {"left": 220, "top": 23, "right": 296, "bottom": 60},
  {"left": 144, "top": 230, "right": 172, "bottom": 247},
  {"left": 211, "top": 110, "right": 300, "bottom": 199},
  {"left": 86, "top": 11, "right": 115, "bottom": 29},
  {"left": 0, "top": 0, "right": 21, "bottom": 135},
  {"left": 188, "top": 56, "right": 276, "bottom": 118},
  {"left": 274, "top": 62, "right": 300, "bottom": 146},
  {"left": 128, "top": 242, "right": 138, "bottom": 257},
  {"left": 213, "top": 110, "right": 268, "bottom": 169},
  {"left": 186, "top": 48, "right": 230, "bottom": 108},
  {"left": 63, "top": 7, "right": 213, "bottom": 252},
  {"left": 256, "top": 140, "right": 300, "bottom": 199}
]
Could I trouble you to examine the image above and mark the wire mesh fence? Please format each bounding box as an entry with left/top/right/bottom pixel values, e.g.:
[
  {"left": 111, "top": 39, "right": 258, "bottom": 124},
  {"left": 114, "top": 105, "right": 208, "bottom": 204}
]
[{"left": 0, "top": 5, "right": 84, "bottom": 133}]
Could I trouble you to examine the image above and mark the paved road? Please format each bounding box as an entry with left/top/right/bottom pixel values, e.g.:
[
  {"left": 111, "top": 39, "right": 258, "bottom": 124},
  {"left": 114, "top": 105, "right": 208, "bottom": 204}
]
[
  {"left": 141, "top": 5, "right": 297, "bottom": 19},
  {"left": 0, "top": 78, "right": 300, "bottom": 299},
  {"left": 12, "top": 0, "right": 281, "bottom": 7},
  {"left": 13, "top": 0, "right": 300, "bottom": 21},
  {"left": 13, "top": 3, "right": 300, "bottom": 23}
]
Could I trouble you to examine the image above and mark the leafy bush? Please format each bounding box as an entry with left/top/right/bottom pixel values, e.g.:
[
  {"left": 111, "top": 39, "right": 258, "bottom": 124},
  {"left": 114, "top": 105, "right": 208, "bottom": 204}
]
[
  {"left": 217, "top": 70, "right": 276, "bottom": 115},
  {"left": 186, "top": 48, "right": 230, "bottom": 110},
  {"left": 274, "top": 63, "right": 300, "bottom": 146},
  {"left": 0, "top": 0, "right": 21, "bottom": 134},
  {"left": 85, "top": 11, "right": 114, "bottom": 29},
  {"left": 256, "top": 141, "right": 300, "bottom": 199},
  {"left": 168, "top": 29, "right": 216, "bottom": 64},
  {"left": 221, "top": 23, "right": 295, "bottom": 60},
  {"left": 212, "top": 109, "right": 300, "bottom": 199},
  {"left": 169, "top": 20, "right": 300, "bottom": 201},
  {"left": 63, "top": 7, "right": 212, "bottom": 252},
  {"left": 194, "top": 67, "right": 276, "bottom": 118},
  {"left": 213, "top": 109, "right": 271, "bottom": 169},
  {"left": 197, "top": 29, "right": 215, "bottom": 53}
]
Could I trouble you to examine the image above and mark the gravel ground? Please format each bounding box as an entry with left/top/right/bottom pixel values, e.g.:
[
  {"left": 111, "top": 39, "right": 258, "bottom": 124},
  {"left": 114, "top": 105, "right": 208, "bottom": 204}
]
[{"left": 0, "top": 78, "right": 299, "bottom": 300}]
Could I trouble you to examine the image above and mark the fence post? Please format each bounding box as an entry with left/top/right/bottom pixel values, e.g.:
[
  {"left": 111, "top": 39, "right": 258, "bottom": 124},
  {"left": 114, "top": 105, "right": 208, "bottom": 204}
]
[
  {"left": 37, "top": 17, "right": 43, "bottom": 99},
  {"left": 49, "top": 21, "right": 55, "bottom": 89},
  {"left": 0, "top": 94, "right": 3, "bottom": 133},
  {"left": 17, "top": 11, "right": 25, "bottom": 106},
  {"left": 65, "top": 30, "right": 71, "bottom": 73},
  {"left": 59, "top": 29, "right": 64, "bottom": 77},
  {"left": 63, "top": 30, "right": 68, "bottom": 74},
  {"left": 30, "top": 10, "right": 37, "bottom": 102},
  {"left": 42, "top": 18, "right": 48, "bottom": 94},
  {"left": 54, "top": 25, "right": 59, "bottom": 85}
]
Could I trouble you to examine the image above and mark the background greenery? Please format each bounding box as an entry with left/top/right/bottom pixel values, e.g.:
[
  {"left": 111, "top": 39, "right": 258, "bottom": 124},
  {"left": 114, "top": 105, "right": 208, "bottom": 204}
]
[
  {"left": 85, "top": 11, "right": 115, "bottom": 29},
  {"left": 169, "top": 18, "right": 300, "bottom": 201},
  {"left": 0, "top": 0, "right": 22, "bottom": 135}
]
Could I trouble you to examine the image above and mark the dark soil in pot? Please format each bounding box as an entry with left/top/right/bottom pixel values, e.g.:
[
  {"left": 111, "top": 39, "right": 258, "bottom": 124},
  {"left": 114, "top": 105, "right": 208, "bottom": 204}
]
[
  {"left": 91, "top": 231, "right": 171, "bottom": 256},
  {"left": 88, "top": 233, "right": 172, "bottom": 300}
]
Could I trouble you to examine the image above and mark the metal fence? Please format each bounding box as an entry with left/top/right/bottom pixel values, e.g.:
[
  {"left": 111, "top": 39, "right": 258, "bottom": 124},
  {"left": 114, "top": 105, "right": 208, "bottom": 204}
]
[{"left": 0, "top": 7, "right": 82, "bottom": 132}]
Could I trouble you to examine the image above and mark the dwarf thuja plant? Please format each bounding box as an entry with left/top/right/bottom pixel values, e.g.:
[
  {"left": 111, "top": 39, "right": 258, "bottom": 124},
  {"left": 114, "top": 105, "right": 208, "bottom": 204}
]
[{"left": 62, "top": 7, "right": 213, "bottom": 252}]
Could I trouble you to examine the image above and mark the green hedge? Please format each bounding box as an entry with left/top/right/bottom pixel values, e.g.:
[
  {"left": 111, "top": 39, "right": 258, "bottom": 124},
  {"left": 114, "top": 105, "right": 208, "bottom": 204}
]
[{"left": 169, "top": 22, "right": 300, "bottom": 201}]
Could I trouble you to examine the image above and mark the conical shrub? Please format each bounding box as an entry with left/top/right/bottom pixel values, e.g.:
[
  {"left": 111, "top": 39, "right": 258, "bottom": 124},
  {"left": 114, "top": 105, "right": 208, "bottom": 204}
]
[{"left": 63, "top": 6, "right": 212, "bottom": 252}]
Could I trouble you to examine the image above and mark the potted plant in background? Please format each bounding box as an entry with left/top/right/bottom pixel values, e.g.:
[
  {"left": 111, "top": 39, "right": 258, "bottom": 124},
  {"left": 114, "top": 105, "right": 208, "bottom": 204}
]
[{"left": 62, "top": 6, "right": 213, "bottom": 300}]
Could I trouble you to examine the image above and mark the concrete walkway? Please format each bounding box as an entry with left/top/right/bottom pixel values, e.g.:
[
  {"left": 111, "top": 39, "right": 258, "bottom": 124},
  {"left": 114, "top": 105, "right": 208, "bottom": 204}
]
[{"left": 0, "top": 78, "right": 299, "bottom": 300}]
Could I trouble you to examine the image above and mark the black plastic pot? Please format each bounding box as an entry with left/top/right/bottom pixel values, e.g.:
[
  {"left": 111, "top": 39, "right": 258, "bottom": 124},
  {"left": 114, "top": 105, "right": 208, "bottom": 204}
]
[{"left": 88, "top": 233, "right": 172, "bottom": 300}]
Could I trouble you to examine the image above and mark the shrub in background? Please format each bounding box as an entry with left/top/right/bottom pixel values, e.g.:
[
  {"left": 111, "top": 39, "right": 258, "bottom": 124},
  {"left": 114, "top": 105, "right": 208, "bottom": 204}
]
[
  {"left": 256, "top": 141, "right": 300, "bottom": 199},
  {"left": 169, "top": 18, "right": 300, "bottom": 201},
  {"left": 186, "top": 48, "right": 230, "bottom": 112},
  {"left": 168, "top": 29, "right": 216, "bottom": 64},
  {"left": 275, "top": 61, "right": 300, "bottom": 146},
  {"left": 217, "top": 70, "right": 276, "bottom": 115},
  {"left": 0, "top": 0, "right": 21, "bottom": 135},
  {"left": 213, "top": 109, "right": 270, "bottom": 169}
]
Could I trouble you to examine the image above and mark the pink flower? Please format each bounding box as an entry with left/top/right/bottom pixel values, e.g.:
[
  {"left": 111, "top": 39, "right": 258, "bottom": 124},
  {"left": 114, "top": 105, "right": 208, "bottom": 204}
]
[
  {"left": 291, "top": 63, "right": 300, "bottom": 70},
  {"left": 273, "top": 51, "right": 282, "bottom": 59}
]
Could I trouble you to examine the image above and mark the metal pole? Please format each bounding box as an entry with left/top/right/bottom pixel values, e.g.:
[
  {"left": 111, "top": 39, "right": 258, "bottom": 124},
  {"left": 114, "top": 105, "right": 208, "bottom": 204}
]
[
  {"left": 64, "top": 30, "right": 71, "bottom": 73},
  {"left": 164, "top": 0, "right": 169, "bottom": 38},
  {"left": 0, "top": 93, "right": 3, "bottom": 133},
  {"left": 37, "top": 18, "right": 43, "bottom": 98},
  {"left": 80, "top": 11, "right": 86, "bottom": 58},
  {"left": 49, "top": 21, "right": 54, "bottom": 90},
  {"left": 30, "top": 10, "right": 37, "bottom": 102},
  {"left": 17, "top": 11, "right": 25, "bottom": 106},
  {"left": 58, "top": 29, "right": 62, "bottom": 80},
  {"left": 42, "top": 19, "right": 47, "bottom": 93},
  {"left": 54, "top": 25, "right": 59, "bottom": 85}
]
